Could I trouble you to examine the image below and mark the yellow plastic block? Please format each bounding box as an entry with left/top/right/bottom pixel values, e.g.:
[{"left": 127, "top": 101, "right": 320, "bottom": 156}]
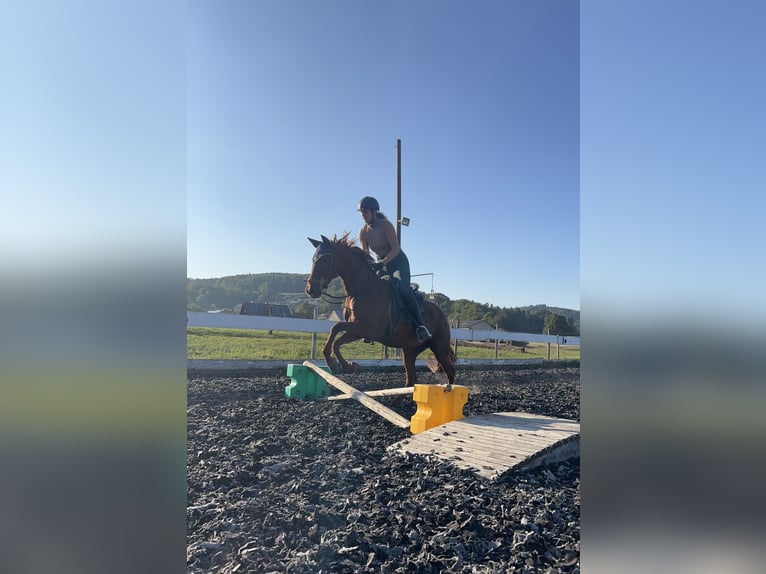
[{"left": 410, "top": 384, "right": 468, "bottom": 434}]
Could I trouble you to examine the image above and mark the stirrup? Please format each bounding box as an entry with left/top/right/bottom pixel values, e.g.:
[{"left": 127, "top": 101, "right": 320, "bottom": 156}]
[{"left": 416, "top": 325, "right": 432, "bottom": 342}]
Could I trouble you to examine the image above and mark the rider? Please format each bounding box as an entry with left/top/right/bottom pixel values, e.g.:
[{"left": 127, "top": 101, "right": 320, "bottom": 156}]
[{"left": 357, "top": 196, "right": 432, "bottom": 343}]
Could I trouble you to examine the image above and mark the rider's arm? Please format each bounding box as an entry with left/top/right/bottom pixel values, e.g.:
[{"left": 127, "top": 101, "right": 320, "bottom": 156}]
[
  {"left": 380, "top": 220, "right": 400, "bottom": 265},
  {"left": 358, "top": 228, "right": 370, "bottom": 254}
]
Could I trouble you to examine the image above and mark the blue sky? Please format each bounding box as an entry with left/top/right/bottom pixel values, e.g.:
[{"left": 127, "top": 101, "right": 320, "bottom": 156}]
[
  {"left": 187, "top": 0, "right": 580, "bottom": 310},
  {"left": 3, "top": 0, "right": 763, "bottom": 319}
]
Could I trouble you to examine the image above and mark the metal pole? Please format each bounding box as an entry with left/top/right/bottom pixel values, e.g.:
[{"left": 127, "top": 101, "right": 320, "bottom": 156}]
[{"left": 396, "top": 138, "right": 402, "bottom": 246}]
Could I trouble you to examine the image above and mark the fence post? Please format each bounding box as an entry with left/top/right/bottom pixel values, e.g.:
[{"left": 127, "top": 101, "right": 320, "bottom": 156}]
[{"left": 311, "top": 306, "right": 318, "bottom": 359}]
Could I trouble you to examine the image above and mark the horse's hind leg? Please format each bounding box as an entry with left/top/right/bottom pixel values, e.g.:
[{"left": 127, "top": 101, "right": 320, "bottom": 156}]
[
  {"left": 401, "top": 347, "right": 419, "bottom": 387},
  {"left": 431, "top": 344, "right": 456, "bottom": 387}
]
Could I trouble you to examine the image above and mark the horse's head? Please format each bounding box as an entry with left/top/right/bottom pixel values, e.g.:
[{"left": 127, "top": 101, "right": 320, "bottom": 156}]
[{"left": 305, "top": 235, "right": 338, "bottom": 298}]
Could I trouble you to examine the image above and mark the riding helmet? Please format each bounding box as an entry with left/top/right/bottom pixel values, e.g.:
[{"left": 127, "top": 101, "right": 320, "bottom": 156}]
[{"left": 358, "top": 196, "right": 379, "bottom": 212}]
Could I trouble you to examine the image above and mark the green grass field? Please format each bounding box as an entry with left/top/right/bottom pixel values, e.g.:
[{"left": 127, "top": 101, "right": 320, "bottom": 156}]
[{"left": 187, "top": 327, "right": 580, "bottom": 361}]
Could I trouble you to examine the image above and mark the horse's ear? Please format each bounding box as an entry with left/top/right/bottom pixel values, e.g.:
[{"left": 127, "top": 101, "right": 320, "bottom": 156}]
[
  {"left": 308, "top": 237, "right": 322, "bottom": 248},
  {"left": 320, "top": 234, "right": 331, "bottom": 244}
]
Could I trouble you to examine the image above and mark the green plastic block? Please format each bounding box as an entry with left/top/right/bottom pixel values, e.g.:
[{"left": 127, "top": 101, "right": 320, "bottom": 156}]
[{"left": 285, "top": 364, "right": 331, "bottom": 399}]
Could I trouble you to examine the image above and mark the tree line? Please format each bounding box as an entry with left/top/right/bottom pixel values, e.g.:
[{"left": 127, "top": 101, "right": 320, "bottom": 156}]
[{"left": 187, "top": 273, "right": 579, "bottom": 336}]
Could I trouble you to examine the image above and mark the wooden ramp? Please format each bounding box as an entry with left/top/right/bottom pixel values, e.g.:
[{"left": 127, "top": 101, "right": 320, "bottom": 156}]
[{"left": 390, "top": 412, "right": 580, "bottom": 480}]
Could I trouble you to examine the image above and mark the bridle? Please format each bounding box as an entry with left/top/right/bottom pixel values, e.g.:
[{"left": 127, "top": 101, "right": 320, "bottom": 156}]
[
  {"left": 308, "top": 248, "right": 375, "bottom": 301},
  {"left": 308, "top": 251, "right": 345, "bottom": 302}
]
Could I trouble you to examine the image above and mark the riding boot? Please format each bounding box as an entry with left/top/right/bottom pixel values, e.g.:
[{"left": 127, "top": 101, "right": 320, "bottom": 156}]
[{"left": 400, "top": 285, "right": 432, "bottom": 342}]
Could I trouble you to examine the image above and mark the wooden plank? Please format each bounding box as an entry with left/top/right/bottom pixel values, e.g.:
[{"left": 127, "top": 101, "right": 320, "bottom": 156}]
[
  {"left": 399, "top": 446, "right": 526, "bottom": 478},
  {"left": 435, "top": 425, "right": 575, "bottom": 444},
  {"left": 303, "top": 361, "right": 410, "bottom": 429},
  {"left": 401, "top": 434, "right": 545, "bottom": 458},
  {"left": 459, "top": 412, "right": 580, "bottom": 430},
  {"left": 430, "top": 426, "right": 576, "bottom": 449},
  {"left": 326, "top": 387, "right": 414, "bottom": 401},
  {"left": 401, "top": 446, "right": 533, "bottom": 463},
  {"left": 437, "top": 433, "right": 573, "bottom": 452},
  {"left": 402, "top": 443, "right": 535, "bottom": 466},
  {"left": 418, "top": 439, "right": 541, "bottom": 458},
  {"left": 398, "top": 440, "right": 573, "bottom": 478}
]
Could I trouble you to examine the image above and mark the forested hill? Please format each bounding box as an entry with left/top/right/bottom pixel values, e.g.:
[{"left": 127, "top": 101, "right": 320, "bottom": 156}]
[{"left": 187, "top": 273, "right": 580, "bottom": 335}]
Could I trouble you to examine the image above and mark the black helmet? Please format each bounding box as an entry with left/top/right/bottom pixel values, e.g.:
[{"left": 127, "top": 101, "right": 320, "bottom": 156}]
[{"left": 358, "top": 196, "right": 379, "bottom": 212}]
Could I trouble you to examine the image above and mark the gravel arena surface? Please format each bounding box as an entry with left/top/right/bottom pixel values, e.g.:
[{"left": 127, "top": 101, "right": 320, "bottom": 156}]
[{"left": 187, "top": 365, "right": 580, "bottom": 573}]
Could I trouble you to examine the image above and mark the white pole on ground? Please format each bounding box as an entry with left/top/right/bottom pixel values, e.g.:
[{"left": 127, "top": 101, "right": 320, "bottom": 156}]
[{"left": 303, "top": 361, "right": 410, "bottom": 429}]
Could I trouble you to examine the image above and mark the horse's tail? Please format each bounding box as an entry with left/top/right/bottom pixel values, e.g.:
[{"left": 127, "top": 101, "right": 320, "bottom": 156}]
[{"left": 425, "top": 346, "right": 456, "bottom": 374}]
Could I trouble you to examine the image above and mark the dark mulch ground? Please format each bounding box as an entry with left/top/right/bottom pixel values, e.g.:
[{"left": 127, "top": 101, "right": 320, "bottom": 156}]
[{"left": 187, "top": 365, "right": 580, "bottom": 573}]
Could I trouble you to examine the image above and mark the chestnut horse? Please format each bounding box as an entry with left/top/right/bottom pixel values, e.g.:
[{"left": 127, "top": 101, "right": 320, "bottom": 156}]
[{"left": 305, "top": 234, "right": 456, "bottom": 389}]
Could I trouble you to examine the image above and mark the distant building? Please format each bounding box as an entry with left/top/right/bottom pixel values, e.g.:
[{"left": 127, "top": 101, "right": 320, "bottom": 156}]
[
  {"left": 327, "top": 309, "right": 347, "bottom": 322},
  {"left": 449, "top": 319, "right": 495, "bottom": 332},
  {"left": 237, "top": 301, "right": 292, "bottom": 318},
  {"left": 269, "top": 304, "right": 292, "bottom": 318}
]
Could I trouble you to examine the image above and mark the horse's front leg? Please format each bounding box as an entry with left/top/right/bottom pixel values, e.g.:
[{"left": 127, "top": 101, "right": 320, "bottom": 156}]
[
  {"left": 323, "top": 321, "right": 365, "bottom": 373},
  {"left": 332, "top": 331, "right": 364, "bottom": 373},
  {"left": 322, "top": 323, "right": 348, "bottom": 372}
]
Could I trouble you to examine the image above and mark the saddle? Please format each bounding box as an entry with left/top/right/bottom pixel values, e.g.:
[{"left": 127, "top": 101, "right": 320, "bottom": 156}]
[
  {"left": 386, "top": 278, "right": 425, "bottom": 322},
  {"left": 362, "top": 276, "right": 425, "bottom": 344}
]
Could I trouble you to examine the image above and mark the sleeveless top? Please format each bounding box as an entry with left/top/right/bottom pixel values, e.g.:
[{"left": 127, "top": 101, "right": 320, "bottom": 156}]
[{"left": 361, "top": 218, "right": 394, "bottom": 260}]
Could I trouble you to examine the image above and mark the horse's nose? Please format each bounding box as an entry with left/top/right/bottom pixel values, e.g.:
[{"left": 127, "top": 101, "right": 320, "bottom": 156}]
[{"left": 305, "top": 280, "right": 320, "bottom": 298}]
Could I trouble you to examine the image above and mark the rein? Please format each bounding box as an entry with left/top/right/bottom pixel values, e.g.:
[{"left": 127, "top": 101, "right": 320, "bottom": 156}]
[
  {"left": 320, "top": 290, "right": 346, "bottom": 303},
  {"left": 321, "top": 267, "right": 374, "bottom": 301}
]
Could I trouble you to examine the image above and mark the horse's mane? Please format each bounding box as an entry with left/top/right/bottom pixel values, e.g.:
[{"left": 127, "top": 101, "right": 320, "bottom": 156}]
[{"left": 331, "top": 232, "right": 374, "bottom": 265}]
